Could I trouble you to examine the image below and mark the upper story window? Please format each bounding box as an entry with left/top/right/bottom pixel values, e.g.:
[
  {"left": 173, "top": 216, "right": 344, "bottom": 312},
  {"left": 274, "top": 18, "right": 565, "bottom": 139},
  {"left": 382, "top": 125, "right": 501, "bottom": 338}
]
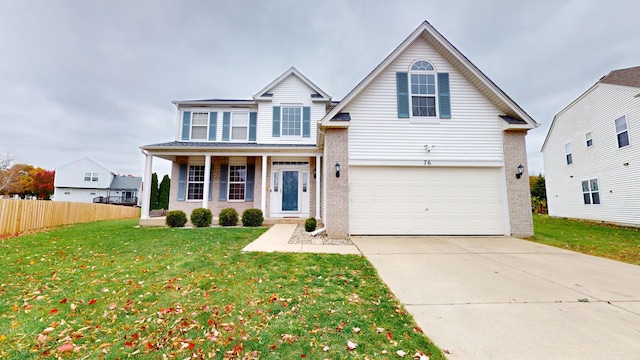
[
  {"left": 231, "top": 113, "right": 249, "bottom": 140},
  {"left": 410, "top": 60, "right": 437, "bottom": 117},
  {"left": 272, "top": 106, "right": 310, "bottom": 138},
  {"left": 282, "top": 107, "right": 302, "bottom": 136},
  {"left": 84, "top": 172, "right": 99, "bottom": 182},
  {"left": 585, "top": 132, "right": 593, "bottom": 147},
  {"left": 564, "top": 142, "right": 573, "bottom": 165},
  {"left": 396, "top": 61, "right": 450, "bottom": 120},
  {"left": 615, "top": 115, "right": 630, "bottom": 148},
  {"left": 191, "top": 112, "right": 209, "bottom": 140}
]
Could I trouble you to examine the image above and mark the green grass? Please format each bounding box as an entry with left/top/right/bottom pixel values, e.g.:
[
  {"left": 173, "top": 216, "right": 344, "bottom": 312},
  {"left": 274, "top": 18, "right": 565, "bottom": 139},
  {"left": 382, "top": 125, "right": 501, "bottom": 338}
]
[
  {"left": 0, "top": 219, "right": 443, "bottom": 359},
  {"left": 528, "top": 214, "right": 640, "bottom": 265}
]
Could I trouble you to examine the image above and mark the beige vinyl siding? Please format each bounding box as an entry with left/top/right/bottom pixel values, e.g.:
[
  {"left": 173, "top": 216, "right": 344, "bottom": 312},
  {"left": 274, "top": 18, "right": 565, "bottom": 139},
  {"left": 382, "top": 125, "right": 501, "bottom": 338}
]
[
  {"left": 257, "top": 75, "right": 322, "bottom": 145},
  {"left": 544, "top": 83, "right": 640, "bottom": 226},
  {"left": 344, "top": 37, "right": 504, "bottom": 166}
]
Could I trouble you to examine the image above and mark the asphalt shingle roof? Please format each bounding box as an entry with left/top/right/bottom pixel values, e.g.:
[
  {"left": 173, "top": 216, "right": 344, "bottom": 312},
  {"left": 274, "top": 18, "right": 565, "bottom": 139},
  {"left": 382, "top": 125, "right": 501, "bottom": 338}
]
[{"left": 599, "top": 66, "right": 640, "bottom": 88}]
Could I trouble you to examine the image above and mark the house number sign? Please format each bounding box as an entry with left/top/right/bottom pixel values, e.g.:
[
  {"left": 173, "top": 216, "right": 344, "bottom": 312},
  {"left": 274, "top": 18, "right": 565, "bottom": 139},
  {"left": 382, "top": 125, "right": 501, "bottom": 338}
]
[{"left": 423, "top": 160, "right": 432, "bottom": 165}]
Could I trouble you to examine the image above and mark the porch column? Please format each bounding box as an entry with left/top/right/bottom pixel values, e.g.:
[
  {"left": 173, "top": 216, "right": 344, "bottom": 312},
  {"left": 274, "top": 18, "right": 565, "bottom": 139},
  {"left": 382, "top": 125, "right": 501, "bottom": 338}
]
[
  {"left": 202, "top": 155, "right": 211, "bottom": 209},
  {"left": 140, "top": 153, "right": 153, "bottom": 219},
  {"left": 315, "top": 155, "right": 321, "bottom": 221},
  {"left": 261, "top": 155, "right": 267, "bottom": 214}
]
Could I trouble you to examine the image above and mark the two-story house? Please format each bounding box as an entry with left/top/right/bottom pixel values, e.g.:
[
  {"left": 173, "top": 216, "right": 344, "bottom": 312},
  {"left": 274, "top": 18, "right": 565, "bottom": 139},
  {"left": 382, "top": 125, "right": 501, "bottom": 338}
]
[
  {"left": 140, "top": 21, "right": 538, "bottom": 238},
  {"left": 54, "top": 157, "right": 142, "bottom": 206},
  {"left": 542, "top": 66, "right": 640, "bottom": 226}
]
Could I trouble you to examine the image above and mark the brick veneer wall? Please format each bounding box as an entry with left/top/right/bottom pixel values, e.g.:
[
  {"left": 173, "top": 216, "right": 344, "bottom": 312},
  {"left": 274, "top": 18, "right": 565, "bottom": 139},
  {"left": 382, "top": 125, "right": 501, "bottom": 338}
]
[
  {"left": 503, "top": 130, "right": 534, "bottom": 237},
  {"left": 324, "top": 128, "right": 350, "bottom": 239}
]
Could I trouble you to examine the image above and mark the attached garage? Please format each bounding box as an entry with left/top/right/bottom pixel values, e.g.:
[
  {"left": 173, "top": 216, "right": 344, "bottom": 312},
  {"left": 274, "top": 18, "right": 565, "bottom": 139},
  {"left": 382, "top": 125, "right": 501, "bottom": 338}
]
[{"left": 349, "top": 166, "right": 507, "bottom": 235}]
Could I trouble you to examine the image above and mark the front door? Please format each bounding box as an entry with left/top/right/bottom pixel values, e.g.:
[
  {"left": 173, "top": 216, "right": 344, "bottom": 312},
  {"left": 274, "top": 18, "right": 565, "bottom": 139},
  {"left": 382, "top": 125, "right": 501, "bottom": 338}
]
[
  {"left": 270, "top": 164, "right": 310, "bottom": 217},
  {"left": 282, "top": 170, "right": 299, "bottom": 211}
]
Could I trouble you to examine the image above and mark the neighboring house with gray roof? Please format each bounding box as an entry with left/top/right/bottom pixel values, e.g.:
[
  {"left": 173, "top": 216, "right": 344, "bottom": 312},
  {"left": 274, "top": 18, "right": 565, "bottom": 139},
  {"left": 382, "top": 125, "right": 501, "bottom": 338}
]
[
  {"left": 53, "top": 157, "right": 142, "bottom": 206},
  {"left": 542, "top": 66, "right": 640, "bottom": 226},
  {"left": 140, "top": 21, "right": 538, "bottom": 237}
]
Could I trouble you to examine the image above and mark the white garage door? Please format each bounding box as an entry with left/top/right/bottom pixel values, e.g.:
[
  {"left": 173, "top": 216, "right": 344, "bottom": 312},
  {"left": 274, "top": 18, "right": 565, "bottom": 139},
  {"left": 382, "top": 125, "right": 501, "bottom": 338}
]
[{"left": 349, "top": 166, "right": 506, "bottom": 235}]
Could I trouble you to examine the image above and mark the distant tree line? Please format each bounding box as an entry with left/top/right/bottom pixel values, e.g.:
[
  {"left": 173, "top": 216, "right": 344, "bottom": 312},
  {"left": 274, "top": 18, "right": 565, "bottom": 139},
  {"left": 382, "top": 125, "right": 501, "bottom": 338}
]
[
  {"left": 149, "top": 173, "right": 170, "bottom": 210},
  {"left": 0, "top": 153, "right": 55, "bottom": 199}
]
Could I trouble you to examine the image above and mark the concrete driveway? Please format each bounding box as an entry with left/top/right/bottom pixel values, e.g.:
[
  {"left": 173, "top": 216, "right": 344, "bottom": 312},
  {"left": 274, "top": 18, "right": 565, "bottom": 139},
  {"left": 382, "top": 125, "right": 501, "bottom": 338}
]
[{"left": 352, "top": 236, "right": 640, "bottom": 360}]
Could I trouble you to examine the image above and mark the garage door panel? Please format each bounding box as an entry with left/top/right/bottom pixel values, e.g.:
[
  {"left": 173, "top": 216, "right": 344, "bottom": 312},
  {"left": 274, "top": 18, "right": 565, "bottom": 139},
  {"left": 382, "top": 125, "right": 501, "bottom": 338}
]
[{"left": 349, "top": 166, "right": 505, "bottom": 235}]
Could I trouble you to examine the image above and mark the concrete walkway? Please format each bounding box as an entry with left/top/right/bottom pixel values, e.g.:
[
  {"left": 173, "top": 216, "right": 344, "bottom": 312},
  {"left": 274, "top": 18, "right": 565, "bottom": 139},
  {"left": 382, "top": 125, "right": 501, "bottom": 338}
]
[
  {"left": 242, "top": 224, "right": 360, "bottom": 254},
  {"left": 352, "top": 236, "right": 640, "bottom": 360}
]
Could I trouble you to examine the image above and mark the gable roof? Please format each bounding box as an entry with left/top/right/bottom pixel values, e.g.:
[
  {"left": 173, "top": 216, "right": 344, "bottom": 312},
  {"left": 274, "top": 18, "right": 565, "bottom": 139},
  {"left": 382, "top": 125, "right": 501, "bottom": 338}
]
[
  {"left": 320, "top": 21, "right": 538, "bottom": 129},
  {"left": 253, "top": 66, "right": 331, "bottom": 102},
  {"left": 56, "top": 156, "right": 115, "bottom": 175},
  {"left": 541, "top": 65, "right": 640, "bottom": 152},
  {"left": 598, "top": 66, "right": 640, "bottom": 88}
]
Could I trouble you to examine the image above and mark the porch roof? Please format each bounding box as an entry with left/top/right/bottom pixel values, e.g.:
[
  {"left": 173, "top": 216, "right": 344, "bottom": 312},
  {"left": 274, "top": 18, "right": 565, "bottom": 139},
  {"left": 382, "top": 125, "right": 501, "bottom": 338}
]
[{"left": 142, "top": 141, "right": 318, "bottom": 150}]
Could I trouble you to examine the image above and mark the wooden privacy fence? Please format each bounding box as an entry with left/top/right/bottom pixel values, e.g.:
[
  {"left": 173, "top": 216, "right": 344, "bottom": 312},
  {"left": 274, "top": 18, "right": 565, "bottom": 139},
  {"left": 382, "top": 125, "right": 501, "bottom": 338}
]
[{"left": 0, "top": 200, "right": 140, "bottom": 236}]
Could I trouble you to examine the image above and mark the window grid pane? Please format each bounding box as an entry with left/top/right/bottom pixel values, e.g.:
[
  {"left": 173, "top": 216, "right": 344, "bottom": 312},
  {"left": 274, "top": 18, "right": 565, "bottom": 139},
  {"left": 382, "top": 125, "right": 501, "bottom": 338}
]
[
  {"left": 187, "top": 165, "right": 205, "bottom": 200},
  {"left": 617, "top": 132, "right": 629, "bottom": 148},
  {"left": 84, "top": 172, "right": 91, "bottom": 181},
  {"left": 582, "top": 179, "right": 600, "bottom": 205},
  {"left": 228, "top": 165, "right": 246, "bottom": 200},
  {"left": 282, "top": 107, "right": 301, "bottom": 136},
  {"left": 412, "top": 96, "right": 436, "bottom": 117}
]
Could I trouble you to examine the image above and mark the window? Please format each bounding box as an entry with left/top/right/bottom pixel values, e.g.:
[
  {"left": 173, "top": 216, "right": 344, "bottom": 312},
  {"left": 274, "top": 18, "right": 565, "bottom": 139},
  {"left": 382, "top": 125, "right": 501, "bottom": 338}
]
[
  {"left": 564, "top": 142, "right": 573, "bottom": 165},
  {"left": 228, "top": 165, "right": 246, "bottom": 200},
  {"left": 302, "top": 172, "right": 308, "bottom": 192},
  {"left": 90, "top": 189, "right": 97, "bottom": 195},
  {"left": 585, "top": 132, "right": 593, "bottom": 147},
  {"left": 282, "top": 107, "right": 302, "bottom": 136},
  {"left": 84, "top": 172, "right": 98, "bottom": 182},
  {"left": 187, "top": 165, "right": 205, "bottom": 200},
  {"left": 410, "top": 60, "right": 437, "bottom": 117},
  {"left": 191, "top": 112, "right": 209, "bottom": 140},
  {"left": 231, "top": 113, "right": 249, "bottom": 140},
  {"left": 582, "top": 179, "right": 600, "bottom": 205},
  {"left": 63, "top": 188, "right": 71, "bottom": 195},
  {"left": 615, "top": 115, "right": 630, "bottom": 148}
]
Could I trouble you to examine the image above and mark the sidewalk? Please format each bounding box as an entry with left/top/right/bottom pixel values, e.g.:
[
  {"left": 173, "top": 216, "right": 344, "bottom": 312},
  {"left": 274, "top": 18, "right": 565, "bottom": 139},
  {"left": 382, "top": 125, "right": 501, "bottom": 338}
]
[{"left": 242, "top": 224, "right": 361, "bottom": 255}]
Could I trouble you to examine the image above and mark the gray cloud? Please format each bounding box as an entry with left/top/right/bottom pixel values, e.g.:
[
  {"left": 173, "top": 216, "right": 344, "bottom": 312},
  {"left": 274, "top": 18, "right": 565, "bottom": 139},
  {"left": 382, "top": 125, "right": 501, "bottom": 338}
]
[{"left": 1, "top": 0, "right": 638, "bottom": 177}]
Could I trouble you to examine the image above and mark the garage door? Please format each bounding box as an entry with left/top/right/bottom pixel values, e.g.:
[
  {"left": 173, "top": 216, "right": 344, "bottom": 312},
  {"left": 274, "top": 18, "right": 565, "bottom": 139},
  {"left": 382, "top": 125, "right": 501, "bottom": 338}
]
[{"left": 349, "top": 166, "right": 506, "bottom": 235}]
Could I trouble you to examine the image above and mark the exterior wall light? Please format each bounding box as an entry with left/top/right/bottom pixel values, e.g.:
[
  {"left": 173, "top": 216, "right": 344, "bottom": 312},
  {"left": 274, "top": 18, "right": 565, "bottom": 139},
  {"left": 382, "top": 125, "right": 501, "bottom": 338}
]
[
  {"left": 335, "top": 163, "right": 340, "bottom": 178},
  {"left": 516, "top": 163, "right": 525, "bottom": 179}
]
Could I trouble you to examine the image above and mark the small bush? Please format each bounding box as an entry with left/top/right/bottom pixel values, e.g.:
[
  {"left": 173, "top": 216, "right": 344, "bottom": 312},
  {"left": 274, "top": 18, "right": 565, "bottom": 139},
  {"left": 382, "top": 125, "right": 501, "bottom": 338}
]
[
  {"left": 242, "top": 208, "right": 264, "bottom": 227},
  {"left": 219, "top": 208, "right": 239, "bottom": 227},
  {"left": 166, "top": 210, "right": 187, "bottom": 228},
  {"left": 305, "top": 217, "right": 317, "bottom": 232},
  {"left": 190, "top": 208, "right": 213, "bottom": 228}
]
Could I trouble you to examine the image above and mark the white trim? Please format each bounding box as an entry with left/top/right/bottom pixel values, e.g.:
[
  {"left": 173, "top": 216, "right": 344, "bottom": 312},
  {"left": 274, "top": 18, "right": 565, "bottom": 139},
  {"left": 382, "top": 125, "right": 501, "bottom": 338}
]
[
  {"left": 202, "top": 155, "right": 211, "bottom": 209},
  {"left": 614, "top": 114, "right": 631, "bottom": 148},
  {"left": 349, "top": 159, "right": 504, "bottom": 167},
  {"left": 261, "top": 156, "right": 267, "bottom": 214},
  {"left": 315, "top": 155, "right": 321, "bottom": 221}
]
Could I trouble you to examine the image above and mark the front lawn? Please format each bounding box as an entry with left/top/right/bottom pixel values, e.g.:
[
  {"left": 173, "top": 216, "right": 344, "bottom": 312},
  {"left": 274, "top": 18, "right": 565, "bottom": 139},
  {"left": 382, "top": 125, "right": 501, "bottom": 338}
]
[
  {"left": 0, "top": 219, "right": 442, "bottom": 359},
  {"left": 529, "top": 214, "right": 640, "bottom": 265}
]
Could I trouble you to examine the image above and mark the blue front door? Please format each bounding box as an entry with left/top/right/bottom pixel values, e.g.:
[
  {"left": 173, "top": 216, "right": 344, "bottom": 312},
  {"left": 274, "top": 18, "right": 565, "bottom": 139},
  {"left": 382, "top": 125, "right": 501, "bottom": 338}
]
[{"left": 282, "top": 170, "right": 299, "bottom": 211}]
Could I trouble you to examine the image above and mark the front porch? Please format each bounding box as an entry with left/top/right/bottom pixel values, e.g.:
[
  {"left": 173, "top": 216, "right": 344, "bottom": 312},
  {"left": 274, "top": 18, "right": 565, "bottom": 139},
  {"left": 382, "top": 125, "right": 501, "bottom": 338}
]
[{"left": 139, "top": 149, "right": 324, "bottom": 227}]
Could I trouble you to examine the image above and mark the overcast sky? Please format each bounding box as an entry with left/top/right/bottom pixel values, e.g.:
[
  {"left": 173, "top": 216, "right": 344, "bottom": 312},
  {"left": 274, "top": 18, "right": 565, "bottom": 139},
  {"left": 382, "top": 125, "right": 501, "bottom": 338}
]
[{"left": 1, "top": 0, "right": 638, "bottom": 178}]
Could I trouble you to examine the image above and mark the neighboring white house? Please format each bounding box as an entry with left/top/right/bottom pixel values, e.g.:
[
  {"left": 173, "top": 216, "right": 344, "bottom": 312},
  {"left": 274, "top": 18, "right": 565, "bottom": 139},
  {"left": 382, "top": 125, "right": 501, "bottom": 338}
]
[
  {"left": 53, "top": 157, "right": 142, "bottom": 206},
  {"left": 140, "top": 21, "right": 538, "bottom": 237},
  {"left": 542, "top": 66, "right": 640, "bottom": 226}
]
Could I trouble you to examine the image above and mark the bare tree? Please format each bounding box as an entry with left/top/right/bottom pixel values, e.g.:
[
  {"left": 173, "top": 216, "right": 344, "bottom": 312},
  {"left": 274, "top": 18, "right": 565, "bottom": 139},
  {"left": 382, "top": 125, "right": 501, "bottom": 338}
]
[{"left": 0, "top": 153, "right": 17, "bottom": 194}]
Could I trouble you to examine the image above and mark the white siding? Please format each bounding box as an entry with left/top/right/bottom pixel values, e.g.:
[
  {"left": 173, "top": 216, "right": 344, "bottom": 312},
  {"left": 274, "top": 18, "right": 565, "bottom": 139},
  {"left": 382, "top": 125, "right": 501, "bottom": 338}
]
[
  {"left": 544, "top": 84, "right": 640, "bottom": 226},
  {"left": 54, "top": 157, "right": 113, "bottom": 189},
  {"left": 53, "top": 187, "right": 108, "bottom": 203},
  {"left": 344, "top": 38, "right": 504, "bottom": 166},
  {"left": 257, "top": 75, "right": 323, "bottom": 145}
]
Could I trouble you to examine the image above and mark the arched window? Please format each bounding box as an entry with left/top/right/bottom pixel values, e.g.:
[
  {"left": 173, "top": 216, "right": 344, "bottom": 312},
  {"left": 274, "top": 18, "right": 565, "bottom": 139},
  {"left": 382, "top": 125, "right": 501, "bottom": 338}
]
[{"left": 409, "top": 60, "right": 437, "bottom": 117}]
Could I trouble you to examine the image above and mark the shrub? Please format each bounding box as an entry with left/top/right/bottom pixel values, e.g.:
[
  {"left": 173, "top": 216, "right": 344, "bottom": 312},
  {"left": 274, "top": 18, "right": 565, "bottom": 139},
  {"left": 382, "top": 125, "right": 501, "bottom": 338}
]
[
  {"left": 165, "top": 210, "right": 187, "bottom": 228},
  {"left": 242, "top": 208, "right": 264, "bottom": 227},
  {"left": 305, "top": 217, "right": 317, "bottom": 232},
  {"left": 190, "top": 208, "right": 213, "bottom": 227},
  {"left": 219, "top": 208, "right": 239, "bottom": 227}
]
